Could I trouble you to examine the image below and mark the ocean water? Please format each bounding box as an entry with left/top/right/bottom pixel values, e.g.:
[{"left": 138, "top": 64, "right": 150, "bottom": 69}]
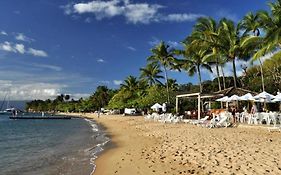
[{"left": 0, "top": 113, "right": 109, "bottom": 175}]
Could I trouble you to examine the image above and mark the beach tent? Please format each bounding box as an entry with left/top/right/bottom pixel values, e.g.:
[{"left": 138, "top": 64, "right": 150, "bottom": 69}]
[
  {"left": 227, "top": 95, "right": 240, "bottom": 102},
  {"left": 151, "top": 103, "right": 163, "bottom": 111},
  {"left": 239, "top": 93, "right": 254, "bottom": 101},
  {"left": 253, "top": 91, "right": 275, "bottom": 102},
  {"left": 216, "top": 96, "right": 229, "bottom": 102},
  {"left": 272, "top": 98, "right": 281, "bottom": 102}
]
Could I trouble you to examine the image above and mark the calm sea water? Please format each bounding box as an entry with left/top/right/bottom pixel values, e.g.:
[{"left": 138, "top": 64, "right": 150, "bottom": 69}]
[{"left": 0, "top": 113, "right": 109, "bottom": 175}]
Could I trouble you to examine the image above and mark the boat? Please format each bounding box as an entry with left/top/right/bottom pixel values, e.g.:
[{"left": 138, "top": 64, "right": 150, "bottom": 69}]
[{"left": 0, "top": 93, "right": 13, "bottom": 115}]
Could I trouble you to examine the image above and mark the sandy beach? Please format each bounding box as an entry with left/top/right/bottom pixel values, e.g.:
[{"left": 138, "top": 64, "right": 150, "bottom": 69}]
[{"left": 78, "top": 114, "right": 281, "bottom": 175}]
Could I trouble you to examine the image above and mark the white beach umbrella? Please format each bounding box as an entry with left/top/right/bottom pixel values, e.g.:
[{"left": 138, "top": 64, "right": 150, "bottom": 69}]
[
  {"left": 151, "top": 103, "right": 162, "bottom": 110},
  {"left": 216, "top": 96, "right": 229, "bottom": 102},
  {"left": 253, "top": 91, "right": 275, "bottom": 102},
  {"left": 227, "top": 95, "right": 240, "bottom": 102},
  {"left": 239, "top": 93, "right": 254, "bottom": 101},
  {"left": 254, "top": 91, "right": 275, "bottom": 99},
  {"left": 272, "top": 98, "right": 281, "bottom": 102}
]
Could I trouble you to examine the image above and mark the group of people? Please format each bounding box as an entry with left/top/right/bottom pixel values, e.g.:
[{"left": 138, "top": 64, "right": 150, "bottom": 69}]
[{"left": 230, "top": 103, "right": 258, "bottom": 123}]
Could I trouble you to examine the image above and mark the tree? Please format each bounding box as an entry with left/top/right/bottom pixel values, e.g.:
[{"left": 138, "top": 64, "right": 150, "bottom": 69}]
[
  {"left": 147, "top": 41, "right": 178, "bottom": 103},
  {"left": 177, "top": 41, "right": 213, "bottom": 93},
  {"left": 193, "top": 17, "right": 225, "bottom": 91},
  {"left": 219, "top": 18, "right": 253, "bottom": 88},
  {"left": 258, "top": 0, "right": 281, "bottom": 48},
  {"left": 121, "top": 76, "right": 139, "bottom": 92},
  {"left": 240, "top": 12, "right": 265, "bottom": 91},
  {"left": 140, "top": 63, "right": 164, "bottom": 86}
]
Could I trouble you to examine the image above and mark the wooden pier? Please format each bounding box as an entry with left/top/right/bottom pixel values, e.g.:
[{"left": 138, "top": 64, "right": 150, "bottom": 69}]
[{"left": 9, "top": 116, "right": 71, "bottom": 120}]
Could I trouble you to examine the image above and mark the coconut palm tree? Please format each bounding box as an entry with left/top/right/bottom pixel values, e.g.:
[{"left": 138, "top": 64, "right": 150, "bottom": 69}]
[
  {"left": 218, "top": 18, "right": 253, "bottom": 88},
  {"left": 121, "top": 76, "right": 139, "bottom": 92},
  {"left": 177, "top": 42, "right": 213, "bottom": 93},
  {"left": 147, "top": 41, "right": 178, "bottom": 103},
  {"left": 140, "top": 63, "right": 164, "bottom": 86},
  {"left": 240, "top": 12, "right": 265, "bottom": 91},
  {"left": 193, "top": 17, "right": 228, "bottom": 91},
  {"left": 258, "top": 0, "right": 281, "bottom": 47}
]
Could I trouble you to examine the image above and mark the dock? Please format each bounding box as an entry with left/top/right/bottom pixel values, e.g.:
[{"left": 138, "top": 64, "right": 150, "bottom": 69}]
[{"left": 9, "top": 116, "right": 71, "bottom": 120}]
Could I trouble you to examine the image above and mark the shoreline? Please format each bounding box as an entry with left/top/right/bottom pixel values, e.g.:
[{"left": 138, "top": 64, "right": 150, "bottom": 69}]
[{"left": 66, "top": 113, "right": 281, "bottom": 175}]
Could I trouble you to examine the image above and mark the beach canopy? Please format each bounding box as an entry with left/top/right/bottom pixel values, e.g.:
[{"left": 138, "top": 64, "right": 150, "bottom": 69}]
[
  {"left": 151, "top": 103, "right": 162, "bottom": 110},
  {"left": 227, "top": 95, "right": 240, "bottom": 102},
  {"left": 216, "top": 96, "right": 229, "bottom": 102},
  {"left": 272, "top": 98, "right": 281, "bottom": 102},
  {"left": 253, "top": 91, "right": 275, "bottom": 102},
  {"left": 239, "top": 93, "right": 254, "bottom": 101}
]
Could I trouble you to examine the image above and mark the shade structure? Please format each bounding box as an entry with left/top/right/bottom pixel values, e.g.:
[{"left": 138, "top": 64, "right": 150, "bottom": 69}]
[
  {"left": 272, "top": 98, "right": 281, "bottom": 102},
  {"left": 239, "top": 93, "right": 254, "bottom": 101},
  {"left": 253, "top": 91, "right": 275, "bottom": 102},
  {"left": 216, "top": 96, "right": 229, "bottom": 102},
  {"left": 227, "top": 95, "right": 240, "bottom": 102},
  {"left": 151, "top": 103, "right": 162, "bottom": 111}
]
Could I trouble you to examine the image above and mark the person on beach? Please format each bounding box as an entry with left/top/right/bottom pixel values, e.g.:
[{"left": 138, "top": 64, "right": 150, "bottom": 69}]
[
  {"left": 98, "top": 110, "right": 100, "bottom": 118},
  {"left": 251, "top": 103, "right": 257, "bottom": 114},
  {"left": 231, "top": 106, "right": 237, "bottom": 124}
]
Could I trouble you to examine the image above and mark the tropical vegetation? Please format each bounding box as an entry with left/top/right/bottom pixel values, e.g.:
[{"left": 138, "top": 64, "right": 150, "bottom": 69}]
[{"left": 26, "top": 0, "right": 281, "bottom": 113}]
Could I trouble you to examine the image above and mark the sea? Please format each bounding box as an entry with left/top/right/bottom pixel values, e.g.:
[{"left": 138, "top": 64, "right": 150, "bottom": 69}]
[{"left": 0, "top": 113, "right": 109, "bottom": 175}]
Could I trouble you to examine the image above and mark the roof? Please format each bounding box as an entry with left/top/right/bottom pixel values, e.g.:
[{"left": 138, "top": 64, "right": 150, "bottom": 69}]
[{"left": 213, "top": 87, "right": 258, "bottom": 96}]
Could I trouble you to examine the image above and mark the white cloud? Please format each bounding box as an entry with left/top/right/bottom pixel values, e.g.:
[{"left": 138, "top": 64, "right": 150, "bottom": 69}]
[
  {"left": 31, "top": 63, "right": 62, "bottom": 71},
  {"left": 28, "top": 48, "right": 48, "bottom": 57},
  {"left": 127, "top": 46, "right": 136, "bottom": 51},
  {"left": 0, "top": 41, "right": 15, "bottom": 52},
  {"left": 113, "top": 80, "right": 122, "bottom": 85},
  {"left": 164, "top": 13, "right": 204, "bottom": 22},
  {"left": 15, "top": 44, "right": 25, "bottom": 54},
  {"left": 15, "top": 33, "right": 34, "bottom": 42},
  {"left": 63, "top": 0, "right": 203, "bottom": 24},
  {"left": 0, "top": 83, "right": 61, "bottom": 100},
  {"left": 97, "top": 58, "right": 105, "bottom": 63},
  {"left": 124, "top": 3, "right": 162, "bottom": 24},
  {"left": 0, "top": 31, "right": 8, "bottom": 36},
  {"left": 216, "top": 10, "right": 239, "bottom": 22},
  {"left": 0, "top": 41, "right": 48, "bottom": 57},
  {"left": 100, "top": 80, "right": 110, "bottom": 84},
  {"left": 148, "top": 37, "right": 160, "bottom": 46},
  {"left": 73, "top": 0, "right": 124, "bottom": 19}
]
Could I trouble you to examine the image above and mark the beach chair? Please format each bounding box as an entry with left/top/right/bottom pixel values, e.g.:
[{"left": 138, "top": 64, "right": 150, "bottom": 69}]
[
  {"left": 215, "top": 114, "right": 230, "bottom": 128},
  {"left": 191, "top": 116, "right": 209, "bottom": 125}
]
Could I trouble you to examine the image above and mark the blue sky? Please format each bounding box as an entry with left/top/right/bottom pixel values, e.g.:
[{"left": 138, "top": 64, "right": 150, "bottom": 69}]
[{"left": 0, "top": 0, "right": 270, "bottom": 100}]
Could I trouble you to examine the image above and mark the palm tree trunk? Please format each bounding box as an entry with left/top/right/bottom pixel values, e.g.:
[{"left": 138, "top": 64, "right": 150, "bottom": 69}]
[
  {"left": 163, "top": 66, "right": 170, "bottom": 103},
  {"left": 220, "top": 65, "right": 226, "bottom": 89},
  {"left": 215, "top": 58, "right": 221, "bottom": 91},
  {"left": 197, "top": 65, "right": 202, "bottom": 93},
  {"left": 258, "top": 58, "right": 265, "bottom": 92},
  {"left": 232, "top": 57, "right": 237, "bottom": 88}
]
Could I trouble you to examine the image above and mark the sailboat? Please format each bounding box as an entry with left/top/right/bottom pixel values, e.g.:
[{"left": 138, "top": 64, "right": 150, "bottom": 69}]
[{"left": 0, "top": 93, "right": 14, "bottom": 115}]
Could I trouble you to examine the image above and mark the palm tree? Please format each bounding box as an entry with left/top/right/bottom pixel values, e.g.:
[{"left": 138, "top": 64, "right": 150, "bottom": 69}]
[
  {"left": 167, "top": 79, "right": 179, "bottom": 91},
  {"left": 177, "top": 42, "right": 213, "bottom": 93},
  {"left": 219, "top": 18, "right": 253, "bottom": 88},
  {"left": 240, "top": 12, "right": 265, "bottom": 91},
  {"left": 121, "top": 76, "right": 139, "bottom": 92},
  {"left": 147, "top": 41, "right": 178, "bottom": 103},
  {"left": 140, "top": 63, "right": 164, "bottom": 86},
  {"left": 193, "top": 17, "right": 224, "bottom": 91},
  {"left": 258, "top": 0, "right": 281, "bottom": 48}
]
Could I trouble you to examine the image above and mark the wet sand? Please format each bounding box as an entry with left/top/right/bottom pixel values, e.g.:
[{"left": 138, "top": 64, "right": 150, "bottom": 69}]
[{"left": 76, "top": 114, "right": 281, "bottom": 175}]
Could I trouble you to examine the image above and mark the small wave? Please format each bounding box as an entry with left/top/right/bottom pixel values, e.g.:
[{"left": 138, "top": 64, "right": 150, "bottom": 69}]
[{"left": 84, "top": 119, "right": 110, "bottom": 175}]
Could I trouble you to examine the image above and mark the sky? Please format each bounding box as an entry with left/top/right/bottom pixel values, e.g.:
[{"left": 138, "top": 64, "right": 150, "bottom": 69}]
[{"left": 0, "top": 0, "right": 271, "bottom": 100}]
